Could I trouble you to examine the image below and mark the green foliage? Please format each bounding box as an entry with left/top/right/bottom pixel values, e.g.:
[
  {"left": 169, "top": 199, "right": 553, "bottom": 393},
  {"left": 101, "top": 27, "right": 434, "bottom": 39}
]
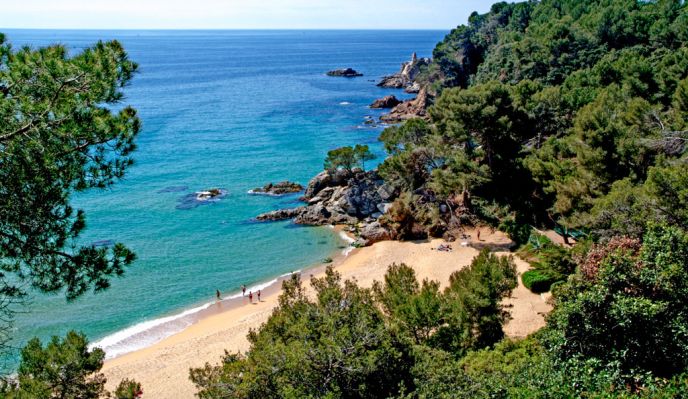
[
  {"left": 521, "top": 270, "right": 557, "bottom": 293},
  {"left": 191, "top": 268, "right": 410, "bottom": 398},
  {"left": 379, "top": 0, "right": 688, "bottom": 235},
  {"left": 192, "top": 252, "right": 518, "bottom": 398},
  {"left": 0, "top": 35, "right": 139, "bottom": 355},
  {"left": 437, "top": 249, "right": 517, "bottom": 355},
  {"left": 373, "top": 263, "right": 442, "bottom": 345},
  {"left": 544, "top": 224, "right": 688, "bottom": 380},
  {"left": 324, "top": 144, "right": 376, "bottom": 172},
  {"left": 113, "top": 379, "right": 143, "bottom": 399},
  {"left": 3, "top": 331, "right": 106, "bottom": 398}
]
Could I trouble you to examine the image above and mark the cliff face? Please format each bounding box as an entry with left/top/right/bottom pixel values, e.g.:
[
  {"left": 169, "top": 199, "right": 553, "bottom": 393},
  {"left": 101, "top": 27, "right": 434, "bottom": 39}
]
[
  {"left": 377, "top": 53, "right": 430, "bottom": 93},
  {"left": 379, "top": 88, "right": 431, "bottom": 124}
]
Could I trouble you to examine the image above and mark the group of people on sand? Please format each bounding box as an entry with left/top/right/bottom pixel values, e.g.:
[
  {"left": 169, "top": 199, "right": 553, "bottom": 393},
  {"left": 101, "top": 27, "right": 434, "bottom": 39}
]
[{"left": 215, "top": 285, "right": 261, "bottom": 304}]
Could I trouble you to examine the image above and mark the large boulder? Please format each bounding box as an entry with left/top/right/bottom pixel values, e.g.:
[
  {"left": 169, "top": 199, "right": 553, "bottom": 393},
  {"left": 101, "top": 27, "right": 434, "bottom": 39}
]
[
  {"left": 358, "top": 221, "right": 393, "bottom": 245},
  {"left": 370, "top": 95, "right": 402, "bottom": 109},
  {"left": 302, "top": 169, "right": 352, "bottom": 200}
]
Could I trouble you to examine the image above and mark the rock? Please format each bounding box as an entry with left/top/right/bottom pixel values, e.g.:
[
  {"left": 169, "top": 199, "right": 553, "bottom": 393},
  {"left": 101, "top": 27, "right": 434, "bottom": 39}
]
[
  {"left": 377, "top": 52, "right": 430, "bottom": 90},
  {"left": 377, "top": 183, "right": 397, "bottom": 201},
  {"left": 302, "top": 169, "right": 352, "bottom": 201},
  {"left": 249, "top": 181, "right": 303, "bottom": 195},
  {"left": 327, "top": 68, "right": 363, "bottom": 77},
  {"left": 377, "top": 202, "right": 393, "bottom": 214},
  {"left": 195, "top": 188, "right": 226, "bottom": 201},
  {"left": 256, "top": 169, "right": 389, "bottom": 228},
  {"left": 405, "top": 82, "right": 421, "bottom": 94},
  {"left": 380, "top": 87, "right": 432, "bottom": 124},
  {"left": 359, "top": 221, "right": 393, "bottom": 245},
  {"left": 370, "top": 95, "right": 401, "bottom": 109},
  {"left": 255, "top": 207, "right": 304, "bottom": 221}
]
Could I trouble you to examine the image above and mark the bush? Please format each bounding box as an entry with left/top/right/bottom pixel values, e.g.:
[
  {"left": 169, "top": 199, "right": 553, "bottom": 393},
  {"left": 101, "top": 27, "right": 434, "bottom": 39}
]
[
  {"left": 499, "top": 219, "right": 532, "bottom": 247},
  {"left": 522, "top": 270, "right": 557, "bottom": 293}
]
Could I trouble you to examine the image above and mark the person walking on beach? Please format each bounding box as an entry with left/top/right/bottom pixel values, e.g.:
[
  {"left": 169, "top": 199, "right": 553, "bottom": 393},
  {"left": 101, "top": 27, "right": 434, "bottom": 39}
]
[
  {"left": 248, "top": 291, "right": 253, "bottom": 303},
  {"left": 257, "top": 290, "right": 261, "bottom": 302},
  {"left": 477, "top": 229, "right": 481, "bottom": 241},
  {"left": 216, "top": 289, "right": 221, "bottom": 300},
  {"left": 241, "top": 285, "right": 246, "bottom": 296}
]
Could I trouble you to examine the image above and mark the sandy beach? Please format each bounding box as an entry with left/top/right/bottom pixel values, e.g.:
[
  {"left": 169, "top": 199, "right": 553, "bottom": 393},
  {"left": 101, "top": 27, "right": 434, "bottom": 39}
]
[{"left": 102, "top": 229, "right": 551, "bottom": 398}]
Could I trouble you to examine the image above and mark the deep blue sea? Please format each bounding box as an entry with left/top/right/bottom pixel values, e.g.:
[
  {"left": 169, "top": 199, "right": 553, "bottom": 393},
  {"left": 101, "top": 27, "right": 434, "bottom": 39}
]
[{"left": 3, "top": 30, "right": 445, "bottom": 364}]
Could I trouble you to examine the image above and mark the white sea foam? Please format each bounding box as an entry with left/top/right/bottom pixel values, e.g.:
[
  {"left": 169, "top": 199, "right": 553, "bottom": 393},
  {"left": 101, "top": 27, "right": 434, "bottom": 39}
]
[
  {"left": 90, "top": 278, "right": 281, "bottom": 359},
  {"left": 339, "top": 231, "right": 356, "bottom": 256},
  {"left": 339, "top": 101, "right": 351, "bottom": 105}
]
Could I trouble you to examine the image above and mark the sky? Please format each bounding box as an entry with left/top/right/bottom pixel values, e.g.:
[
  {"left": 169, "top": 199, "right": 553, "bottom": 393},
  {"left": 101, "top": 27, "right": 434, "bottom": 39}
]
[{"left": 1, "top": 0, "right": 494, "bottom": 30}]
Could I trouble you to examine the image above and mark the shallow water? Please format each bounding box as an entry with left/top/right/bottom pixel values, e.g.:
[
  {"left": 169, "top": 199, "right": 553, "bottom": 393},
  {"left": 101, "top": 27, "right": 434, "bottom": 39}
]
[{"left": 3, "top": 29, "right": 445, "bottom": 365}]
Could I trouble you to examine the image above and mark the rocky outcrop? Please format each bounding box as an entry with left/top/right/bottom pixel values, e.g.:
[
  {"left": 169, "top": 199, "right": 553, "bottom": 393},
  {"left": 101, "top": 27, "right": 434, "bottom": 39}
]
[
  {"left": 255, "top": 207, "right": 304, "bottom": 221},
  {"left": 302, "top": 169, "right": 353, "bottom": 201},
  {"left": 249, "top": 181, "right": 303, "bottom": 196},
  {"left": 377, "top": 53, "right": 430, "bottom": 91},
  {"left": 256, "top": 169, "right": 399, "bottom": 245},
  {"left": 370, "top": 95, "right": 401, "bottom": 109},
  {"left": 327, "top": 68, "right": 363, "bottom": 77},
  {"left": 380, "top": 88, "right": 432, "bottom": 124}
]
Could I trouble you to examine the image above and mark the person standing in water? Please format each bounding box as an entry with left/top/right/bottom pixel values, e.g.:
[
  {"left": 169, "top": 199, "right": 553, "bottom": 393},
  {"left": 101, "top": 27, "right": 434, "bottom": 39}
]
[
  {"left": 216, "top": 289, "right": 221, "bottom": 300},
  {"left": 241, "top": 285, "right": 246, "bottom": 296},
  {"left": 248, "top": 291, "right": 253, "bottom": 303}
]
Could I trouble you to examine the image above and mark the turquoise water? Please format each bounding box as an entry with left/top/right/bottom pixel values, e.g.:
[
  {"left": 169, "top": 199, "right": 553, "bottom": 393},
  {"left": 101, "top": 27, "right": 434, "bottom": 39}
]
[{"left": 4, "top": 30, "right": 445, "bottom": 363}]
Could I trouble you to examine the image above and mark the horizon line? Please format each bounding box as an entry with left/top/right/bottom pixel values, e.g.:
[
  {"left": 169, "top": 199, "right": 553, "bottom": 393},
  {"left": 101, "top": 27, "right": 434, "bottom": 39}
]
[{"left": 1, "top": 27, "right": 454, "bottom": 31}]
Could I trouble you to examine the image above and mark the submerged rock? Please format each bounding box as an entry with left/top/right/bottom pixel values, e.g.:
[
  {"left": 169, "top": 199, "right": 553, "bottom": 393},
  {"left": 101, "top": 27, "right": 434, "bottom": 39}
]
[
  {"left": 370, "top": 95, "right": 402, "bottom": 109},
  {"left": 327, "top": 68, "right": 363, "bottom": 77},
  {"left": 249, "top": 181, "right": 304, "bottom": 196}
]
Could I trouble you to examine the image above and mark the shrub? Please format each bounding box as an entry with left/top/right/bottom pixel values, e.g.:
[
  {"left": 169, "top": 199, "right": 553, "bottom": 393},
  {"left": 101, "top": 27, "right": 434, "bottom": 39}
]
[{"left": 522, "top": 270, "right": 557, "bottom": 293}]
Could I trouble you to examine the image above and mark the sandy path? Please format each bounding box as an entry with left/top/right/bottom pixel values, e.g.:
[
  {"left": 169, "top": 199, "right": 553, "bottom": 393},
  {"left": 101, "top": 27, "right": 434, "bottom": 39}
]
[{"left": 102, "top": 229, "right": 549, "bottom": 398}]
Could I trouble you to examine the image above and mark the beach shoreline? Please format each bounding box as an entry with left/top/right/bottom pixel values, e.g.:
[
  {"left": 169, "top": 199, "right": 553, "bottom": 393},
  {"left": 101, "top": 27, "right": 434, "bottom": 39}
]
[
  {"left": 101, "top": 228, "right": 551, "bottom": 397},
  {"left": 91, "top": 225, "right": 356, "bottom": 361}
]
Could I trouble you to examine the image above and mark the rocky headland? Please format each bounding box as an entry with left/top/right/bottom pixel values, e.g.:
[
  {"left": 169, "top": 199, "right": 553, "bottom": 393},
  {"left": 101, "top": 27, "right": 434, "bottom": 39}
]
[
  {"left": 327, "top": 68, "right": 363, "bottom": 77},
  {"left": 377, "top": 52, "right": 429, "bottom": 93}
]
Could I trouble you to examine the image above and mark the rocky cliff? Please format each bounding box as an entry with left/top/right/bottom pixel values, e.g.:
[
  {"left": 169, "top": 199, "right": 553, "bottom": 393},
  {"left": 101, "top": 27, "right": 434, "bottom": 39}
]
[{"left": 377, "top": 53, "right": 430, "bottom": 92}]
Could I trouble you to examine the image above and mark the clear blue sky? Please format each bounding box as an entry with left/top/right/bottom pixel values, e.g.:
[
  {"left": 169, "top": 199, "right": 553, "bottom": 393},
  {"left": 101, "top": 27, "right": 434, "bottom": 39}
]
[{"left": 2, "top": 0, "right": 494, "bottom": 30}]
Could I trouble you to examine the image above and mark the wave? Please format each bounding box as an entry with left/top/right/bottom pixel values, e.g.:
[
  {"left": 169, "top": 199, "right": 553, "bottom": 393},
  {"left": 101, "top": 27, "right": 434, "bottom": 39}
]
[{"left": 90, "top": 278, "right": 280, "bottom": 359}]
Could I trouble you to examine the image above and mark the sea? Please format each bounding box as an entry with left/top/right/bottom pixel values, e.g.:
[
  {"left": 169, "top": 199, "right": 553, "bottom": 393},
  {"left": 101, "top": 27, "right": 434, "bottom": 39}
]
[{"left": 2, "top": 29, "right": 446, "bottom": 367}]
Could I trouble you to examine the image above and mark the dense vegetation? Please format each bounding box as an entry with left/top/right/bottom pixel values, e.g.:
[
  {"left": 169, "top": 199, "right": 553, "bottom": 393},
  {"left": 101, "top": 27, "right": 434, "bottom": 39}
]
[
  {"left": 191, "top": 251, "right": 517, "bottom": 397},
  {"left": 377, "top": 0, "right": 688, "bottom": 243},
  {"left": 2, "top": 0, "right": 688, "bottom": 397},
  {"left": 193, "top": 0, "right": 688, "bottom": 397},
  {"left": 0, "top": 34, "right": 141, "bottom": 393}
]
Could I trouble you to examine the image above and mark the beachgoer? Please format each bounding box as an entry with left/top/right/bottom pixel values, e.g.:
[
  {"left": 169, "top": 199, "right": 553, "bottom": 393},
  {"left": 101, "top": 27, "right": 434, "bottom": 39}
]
[
  {"left": 257, "top": 290, "right": 261, "bottom": 302},
  {"left": 477, "top": 229, "right": 481, "bottom": 241},
  {"left": 216, "top": 289, "right": 221, "bottom": 300},
  {"left": 248, "top": 291, "right": 253, "bottom": 303},
  {"left": 241, "top": 285, "right": 246, "bottom": 296}
]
